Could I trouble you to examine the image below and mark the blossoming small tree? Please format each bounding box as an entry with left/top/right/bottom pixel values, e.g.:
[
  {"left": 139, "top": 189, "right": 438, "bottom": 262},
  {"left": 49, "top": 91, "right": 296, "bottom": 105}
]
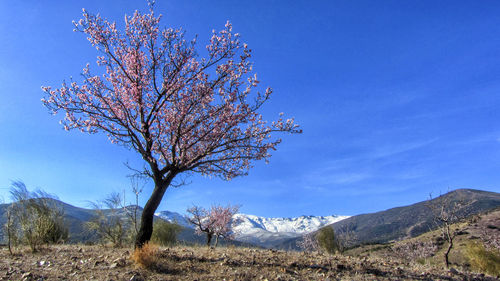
[
  {"left": 187, "top": 204, "right": 239, "bottom": 247},
  {"left": 42, "top": 4, "right": 299, "bottom": 248}
]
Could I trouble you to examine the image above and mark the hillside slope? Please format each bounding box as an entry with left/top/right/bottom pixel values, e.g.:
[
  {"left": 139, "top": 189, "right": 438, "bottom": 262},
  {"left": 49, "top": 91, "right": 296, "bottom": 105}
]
[{"left": 278, "top": 189, "right": 500, "bottom": 250}]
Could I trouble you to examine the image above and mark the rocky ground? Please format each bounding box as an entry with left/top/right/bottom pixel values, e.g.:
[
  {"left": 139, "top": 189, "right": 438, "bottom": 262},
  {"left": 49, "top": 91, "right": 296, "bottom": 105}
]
[{"left": 1, "top": 244, "right": 497, "bottom": 281}]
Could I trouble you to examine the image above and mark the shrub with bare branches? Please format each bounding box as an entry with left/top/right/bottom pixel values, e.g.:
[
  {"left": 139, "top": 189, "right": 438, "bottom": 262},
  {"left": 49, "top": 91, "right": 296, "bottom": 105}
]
[
  {"left": 296, "top": 232, "right": 319, "bottom": 252},
  {"left": 390, "top": 240, "right": 438, "bottom": 262},
  {"left": 8, "top": 181, "right": 68, "bottom": 252},
  {"left": 335, "top": 222, "right": 359, "bottom": 253},
  {"left": 426, "top": 191, "right": 472, "bottom": 268},
  {"left": 86, "top": 192, "right": 127, "bottom": 247}
]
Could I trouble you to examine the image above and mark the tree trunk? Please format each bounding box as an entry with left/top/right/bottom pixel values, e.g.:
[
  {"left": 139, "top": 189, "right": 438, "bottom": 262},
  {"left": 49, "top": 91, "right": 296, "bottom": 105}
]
[
  {"left": 444, "top": 239, "right": 453, "bottom": 268},
  {"left": 6, "top": 208, "right": 13, "bottom": 255},
  {"left": 135, "top": 174, "right": 174, "bottom": 248},
  {"left": 206, "top": 233, "right": 213, "bottom": 247},
  {"left": 214, "top": 235, "right": 219, "bottom": 248}
]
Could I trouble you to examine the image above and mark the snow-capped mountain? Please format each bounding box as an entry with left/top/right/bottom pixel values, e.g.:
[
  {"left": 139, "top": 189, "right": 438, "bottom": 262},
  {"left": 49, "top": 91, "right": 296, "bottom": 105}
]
[
  {"left": 155, "top": 210, "right": 192, "bottom": 228},
  {"left": 232, "top": 214, "right": 349, "bottom": 247},
  {"left": 233, "top": 214, "right": 349, "bottom": 234},
  {"left": 155, "top": 210, "right": 349, "bottom": 248}
]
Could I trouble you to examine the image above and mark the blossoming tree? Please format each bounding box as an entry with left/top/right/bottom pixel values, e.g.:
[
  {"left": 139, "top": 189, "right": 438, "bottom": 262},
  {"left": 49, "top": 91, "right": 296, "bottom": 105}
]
[
  {"left": 187, "top": 204, "right": 239, "bottom": 247},
  {"left": 41, "top": 6, "right": 300, "bottom": 248}
]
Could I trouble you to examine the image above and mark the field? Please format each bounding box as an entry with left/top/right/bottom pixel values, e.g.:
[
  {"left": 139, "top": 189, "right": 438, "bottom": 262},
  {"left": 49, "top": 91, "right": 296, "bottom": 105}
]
[{"left": 1, "top": 243, "right": 497, "bottom": 281}]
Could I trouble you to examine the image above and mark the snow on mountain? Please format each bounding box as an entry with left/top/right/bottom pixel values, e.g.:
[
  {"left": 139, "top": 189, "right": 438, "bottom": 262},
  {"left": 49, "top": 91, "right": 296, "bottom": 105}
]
[
  {"left": 155, "top": 210, "right": 191, "bottom": 228},
  {"left": 231, "top": 214, "right": 350, "bottom": 248},
  {"left": 233, "top": 214, "right": 350, "bottom": 235},
  {"left": 156, "top": 210, "right": 350, "bottom": 248}
]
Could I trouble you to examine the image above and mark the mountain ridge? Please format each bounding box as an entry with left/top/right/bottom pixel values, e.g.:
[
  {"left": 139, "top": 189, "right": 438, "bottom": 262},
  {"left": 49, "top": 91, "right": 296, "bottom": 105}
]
[
  {"left": 276, "top": 188, "right": 500, "bottom": 250},
  {"left": 1, "top": 188, "right": 499, "bottom": 250},
  {"left": 155, "top": 211, "right": 350, "bottom": 247}
]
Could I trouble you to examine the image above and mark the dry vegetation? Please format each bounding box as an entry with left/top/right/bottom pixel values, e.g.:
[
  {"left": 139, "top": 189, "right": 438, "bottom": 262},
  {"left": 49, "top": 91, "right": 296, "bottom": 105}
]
[
  {"left": 1, "top": 243, "right": 497, "bottom": 281},
  {"left": 1, "top": 187, "right": 498, "bottom": 280},
  {"left": 348, "top": 208, "right": 500, "bottom": 279}
]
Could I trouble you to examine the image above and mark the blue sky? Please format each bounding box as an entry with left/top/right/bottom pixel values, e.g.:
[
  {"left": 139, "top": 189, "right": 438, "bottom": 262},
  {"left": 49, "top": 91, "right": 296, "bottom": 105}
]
[{"left": 1, "top": 0, "right": 499, "bottom": 217}]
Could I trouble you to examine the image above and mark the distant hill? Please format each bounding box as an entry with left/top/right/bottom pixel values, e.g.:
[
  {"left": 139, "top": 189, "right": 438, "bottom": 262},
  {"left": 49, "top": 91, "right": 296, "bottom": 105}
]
[
  {"left": 0, "top": 199, "right": 240, "bottom": 246},
  {"left": 277, "top": 189, "right": 500, "bottom": 250},
  {"left": 2, "top": 189, "right": 499, "bottom": 250}
]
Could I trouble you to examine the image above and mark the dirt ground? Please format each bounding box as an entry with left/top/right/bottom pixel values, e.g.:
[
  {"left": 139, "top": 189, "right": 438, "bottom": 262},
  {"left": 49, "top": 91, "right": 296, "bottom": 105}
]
[{"left": 0, "top": 244, "right": 497, "bottom": 281}]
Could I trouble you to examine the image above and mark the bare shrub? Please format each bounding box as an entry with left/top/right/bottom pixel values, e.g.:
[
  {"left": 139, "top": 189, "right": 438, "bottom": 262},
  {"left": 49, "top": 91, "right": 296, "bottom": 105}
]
[
  {"left": 296, "top": 232, "right": 319, "bottom": 252},
  {"left": 335, "top": 222, "right": 358, "bottom": 253},
  {"left": 9, "top": 181, "right": 68, "bottom": 252},
  {"left": 86, "top": 192, "right": 127, "bottom": 247},
  {"left": 480, "top": 226, "right": 500, "bottom": 252},
  {"left": 122, "top": 176, "right": 144, "bottom": 239},
  {"left": 3, "top": 204, "right": 18, "bottom": 255},
  {"left": 390, "top": 240, "right": 438, "bottom": 262}
]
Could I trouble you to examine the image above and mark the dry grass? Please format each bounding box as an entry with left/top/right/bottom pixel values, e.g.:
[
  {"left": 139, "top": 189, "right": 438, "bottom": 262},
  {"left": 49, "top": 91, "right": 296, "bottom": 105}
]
[
  {"left": 349, "top": 208, "right": 500, "bottom": 278},
  {"left": 130, "top": 242, "right": 160, "bottom": 270},
  {"left": 1, "top": 244, "right": 498, "bottom": 280}
]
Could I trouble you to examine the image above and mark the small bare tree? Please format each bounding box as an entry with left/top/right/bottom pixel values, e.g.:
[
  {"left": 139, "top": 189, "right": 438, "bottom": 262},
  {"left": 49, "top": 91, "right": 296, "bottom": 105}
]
[
  {"left": 121, "top": 176, "right": 145, "bottom": 239},
  {"left": 335, "top": 222, "right": 358, "bottom": 254},
  {"left": 296, "top": 232, "right": 319, "bottom": 252},
  {"left": 426, "top": 192, "right": 471, "bottom": 268},
  {"left": 86, "top": 192, "right": 127, "bottom": 247}
]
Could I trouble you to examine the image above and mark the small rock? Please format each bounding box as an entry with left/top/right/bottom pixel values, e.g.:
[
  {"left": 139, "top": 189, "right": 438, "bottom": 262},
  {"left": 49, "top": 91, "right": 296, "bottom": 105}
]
[
  {"left": 112, "top": 257, "right": 126, "bottom": 267},
  {"left": 129, "top": 274, "right": 144, "bottom": 281},
  {"left": 449, "top": 267, "right": 459, "bottom": 274},
  {"left": 39, "top": 261, "right": 46, "bottom": 266},
  {"left": 110, "top": 263, "right": 118, "bottom": 269},
  {"left": 21, "top": 272, "right": 32, "bottom": 281}
]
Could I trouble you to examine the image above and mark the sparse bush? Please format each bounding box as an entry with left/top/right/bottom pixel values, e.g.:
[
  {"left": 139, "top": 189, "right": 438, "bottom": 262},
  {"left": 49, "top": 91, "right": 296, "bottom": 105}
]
[
  {"left": 122, "top": 176, "right": 144, "bottom": 239},
  {"left": 390, "top": 240, "right": 438, "bottom": 262},
  {"left": 335, "top": 222, "right": 358, "bottom": 253},
  {"left": 466, "top": 242, "right": 500, "bottom": 276},
  {"left": 297, "top": 232, "right": 319, "bottom": 252},
  {"left": 130, "top": 242, "right": 160, "bottom": 269},
  {"left": 85, "top": 192, "right": 127, "bottom": 247},
  {"left": 151, "top": 220, "right": 183, "bottom": 246},
  {"left": 9, "top": 181, "right": 69, "bottom": 252},
  {"left": 317, "top": 226, "right": 337, "bottom": 254},
  {"left": 480, "top": 226, "right": 500, "bottom": 252},
  {"left": 3, "top": 204, "right": 19, "bottom": 255}
]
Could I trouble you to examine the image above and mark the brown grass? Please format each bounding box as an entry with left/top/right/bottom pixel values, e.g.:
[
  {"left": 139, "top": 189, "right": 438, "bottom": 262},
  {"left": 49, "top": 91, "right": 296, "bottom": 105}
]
[
  {"left": 130, "top": 242, "right": 160, "bottom": 270},
  {"left": 1, "top": 244, "right": 498, "bottom": 280}
]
